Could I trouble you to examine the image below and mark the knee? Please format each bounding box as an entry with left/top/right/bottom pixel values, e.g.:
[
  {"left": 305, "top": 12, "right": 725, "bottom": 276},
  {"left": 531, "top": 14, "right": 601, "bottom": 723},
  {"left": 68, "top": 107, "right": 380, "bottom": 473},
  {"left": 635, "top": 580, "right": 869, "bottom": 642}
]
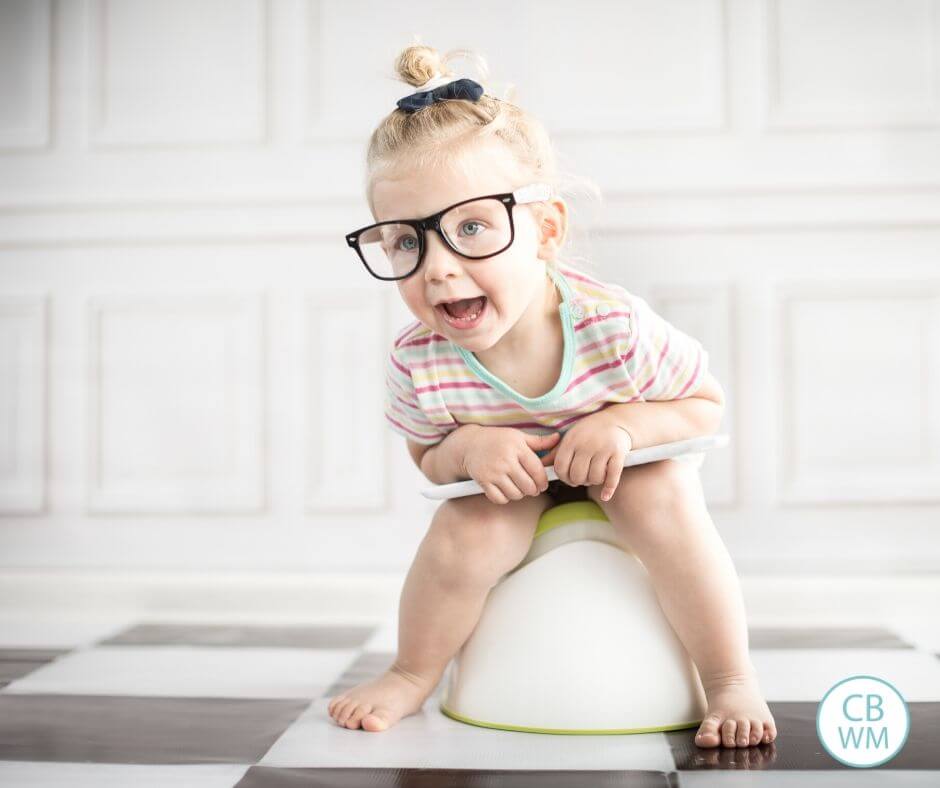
[
  {"left": 423, "top": 497, "right": 536, "bottom": 585},
  {"left": 603, "top": 458, "right": 694, "bottom": 523}
]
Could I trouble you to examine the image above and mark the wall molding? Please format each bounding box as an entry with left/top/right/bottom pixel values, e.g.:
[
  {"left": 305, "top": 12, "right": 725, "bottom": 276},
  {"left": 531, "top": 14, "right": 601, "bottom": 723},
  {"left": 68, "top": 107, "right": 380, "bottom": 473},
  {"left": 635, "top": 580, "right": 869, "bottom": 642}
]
[
  {"left": 0, "top": 293, "right": 47, "bottom": 513},
  {"left": 762, "top": 0, "right": 940, "bottom": 131},
  {"left": 776, "top": 280, "right": 940, "bottom": 505},
  {"left": 86, "top": 0, "right": 270, "bottom": 148},
  {"left": 86, "top": 291, "right": 267, "bottom": 514},
  {"left": 0, "top": 0, "right": 52, "bottom": 150},
  {"left": 305, "top": 288, "right": 390, "bottom": 514}
]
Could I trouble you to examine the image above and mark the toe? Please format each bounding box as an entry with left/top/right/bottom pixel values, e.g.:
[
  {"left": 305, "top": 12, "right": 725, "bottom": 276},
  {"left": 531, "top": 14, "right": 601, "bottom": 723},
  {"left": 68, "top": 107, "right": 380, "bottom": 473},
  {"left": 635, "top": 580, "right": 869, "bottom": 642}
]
[
  {"left": 736, "top": 719, "right": 751, "bottom": 747},
  {"left": 336, "top": 700, "right": 355, "bottom": 726},
  {"left": 764, "top": 721, "right": 778, "bottom": 743},
  {"left": 327, "top": 696, "right": 342, "bottom": 717},
  {"left": 721, "top": 718, "right": 737, "bottom": 748},
  {"left": 749, "top": 719, "right": 764, "bottom": 746},
  {"left": 694, "top": 714, "right": 723, "bottom": 748},
  {"left": 344, "top": 704, "right": 366, "bottom": 729},
  {"left": 362, "top": 710, "right": 391, "bottom": 732}
]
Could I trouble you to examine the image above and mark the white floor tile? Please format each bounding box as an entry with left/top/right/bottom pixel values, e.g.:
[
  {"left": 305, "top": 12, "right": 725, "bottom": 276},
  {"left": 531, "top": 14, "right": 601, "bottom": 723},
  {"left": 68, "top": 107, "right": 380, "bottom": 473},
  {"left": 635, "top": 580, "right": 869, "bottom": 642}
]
[
  {"left": 752, "top": 649, "right": 940, "bottom": 701},
  {"left": 0, "top": 762, "right": 249, "bottom": 788},
  {"left": 2, "top": 646, "right": 357, "bottom": 700},
  {"left": 259, "top": 697, "right": 677, "bottom": 771},
  {"left": 891, "top": 618, "right": 940, "bottom": 653}
]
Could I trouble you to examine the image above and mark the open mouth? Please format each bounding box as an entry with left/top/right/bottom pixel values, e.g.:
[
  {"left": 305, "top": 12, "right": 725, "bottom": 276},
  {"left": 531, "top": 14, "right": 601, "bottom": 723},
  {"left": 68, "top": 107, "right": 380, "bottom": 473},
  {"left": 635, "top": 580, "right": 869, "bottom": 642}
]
[{"left": 437, "top": 296, "right": 487, "bottom": 329}]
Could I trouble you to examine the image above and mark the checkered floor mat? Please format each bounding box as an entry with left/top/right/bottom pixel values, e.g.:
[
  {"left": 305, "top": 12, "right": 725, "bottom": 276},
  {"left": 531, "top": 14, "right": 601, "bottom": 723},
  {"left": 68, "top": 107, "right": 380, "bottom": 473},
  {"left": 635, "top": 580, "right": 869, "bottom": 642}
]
[{"left": 1, "top": 617, "right": 938, "bottom": 786}]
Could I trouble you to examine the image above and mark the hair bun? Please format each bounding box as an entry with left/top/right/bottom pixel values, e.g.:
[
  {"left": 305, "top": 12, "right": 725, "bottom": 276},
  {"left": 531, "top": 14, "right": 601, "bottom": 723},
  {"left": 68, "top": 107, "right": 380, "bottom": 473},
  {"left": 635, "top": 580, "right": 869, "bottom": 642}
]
[{"left": 395, "top": 45, "right": 452, "bottom": 89}]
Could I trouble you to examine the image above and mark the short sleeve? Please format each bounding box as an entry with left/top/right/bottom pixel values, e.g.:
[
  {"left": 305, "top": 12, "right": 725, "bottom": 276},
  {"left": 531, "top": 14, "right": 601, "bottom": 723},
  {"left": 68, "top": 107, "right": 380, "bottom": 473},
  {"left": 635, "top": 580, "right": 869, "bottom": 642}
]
[
  {"left": 384, "top": 347, "right": 450, "bottom": 445},
  {"left": 622, "top": 294, "right": 709, "bottom": 401}
]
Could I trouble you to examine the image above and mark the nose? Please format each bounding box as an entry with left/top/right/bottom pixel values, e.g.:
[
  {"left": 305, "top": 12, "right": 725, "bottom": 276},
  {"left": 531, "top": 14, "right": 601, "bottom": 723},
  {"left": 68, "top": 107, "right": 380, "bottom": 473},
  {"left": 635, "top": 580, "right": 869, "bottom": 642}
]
[{"left": 421, "top": 230, "right": 464, "bottom": 283}]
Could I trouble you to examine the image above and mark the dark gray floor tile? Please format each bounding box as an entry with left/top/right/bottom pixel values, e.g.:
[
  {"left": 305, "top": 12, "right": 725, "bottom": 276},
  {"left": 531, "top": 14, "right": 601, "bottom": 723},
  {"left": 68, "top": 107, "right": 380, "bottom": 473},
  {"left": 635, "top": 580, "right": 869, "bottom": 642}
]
[
  {"left": 0, "top": 648, "right": 69, "bottom": 683},
  {"left": 0, "top": 694, "right": 311, "bottom": 764},
  {"left": 99, "top": 623, "right": 377, "bottom": 649},
  {"left": 0, "top": 649, "right": 70, "bottom": 662},
  {"left": 676, "top": 771, "right": 940, "bottom": 786},
  {"left": 0, "top": 661, "right": 54, "bottom": 682},
  {"left": 237, "top": 767, "right": 678, "bottom": 787},
  {"left": 749, "top": 628, "right": 913, "bottom": 649},
  {"left": 667, "top": 702, "right": 940, "bottom": 770}
]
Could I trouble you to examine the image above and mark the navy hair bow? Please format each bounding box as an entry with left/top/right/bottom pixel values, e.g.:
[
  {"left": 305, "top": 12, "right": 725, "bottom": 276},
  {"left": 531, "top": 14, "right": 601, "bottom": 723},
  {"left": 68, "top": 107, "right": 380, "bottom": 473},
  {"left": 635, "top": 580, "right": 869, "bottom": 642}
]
[{"left": 396, "top": 78, "right": 484, "bottom": 113}]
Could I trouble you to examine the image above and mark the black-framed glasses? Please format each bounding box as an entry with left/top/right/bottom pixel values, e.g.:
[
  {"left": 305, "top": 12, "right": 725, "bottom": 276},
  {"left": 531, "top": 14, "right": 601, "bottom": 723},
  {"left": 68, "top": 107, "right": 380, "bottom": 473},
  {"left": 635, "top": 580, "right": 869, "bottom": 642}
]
[{"left": 345, "top": 183, "right": 552, "bottom": 281}]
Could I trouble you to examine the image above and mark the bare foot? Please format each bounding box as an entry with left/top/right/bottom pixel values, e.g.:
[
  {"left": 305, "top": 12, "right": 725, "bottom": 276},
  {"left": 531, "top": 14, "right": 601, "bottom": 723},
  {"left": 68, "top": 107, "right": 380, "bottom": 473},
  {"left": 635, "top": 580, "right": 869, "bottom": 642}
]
[
  {"left": 327, "top": 664, "right": 437, "bottom": 732},
  {"left": 694, "top": 669, "right": 778, "bottom": 748}
]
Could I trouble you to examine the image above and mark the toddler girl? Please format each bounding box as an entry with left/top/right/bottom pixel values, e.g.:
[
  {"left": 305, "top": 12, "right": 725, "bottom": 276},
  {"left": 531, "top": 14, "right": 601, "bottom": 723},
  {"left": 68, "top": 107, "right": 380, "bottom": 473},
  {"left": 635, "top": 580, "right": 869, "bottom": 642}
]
[{"left": 329, "top": 44, "right": 776, "bottom": 749}]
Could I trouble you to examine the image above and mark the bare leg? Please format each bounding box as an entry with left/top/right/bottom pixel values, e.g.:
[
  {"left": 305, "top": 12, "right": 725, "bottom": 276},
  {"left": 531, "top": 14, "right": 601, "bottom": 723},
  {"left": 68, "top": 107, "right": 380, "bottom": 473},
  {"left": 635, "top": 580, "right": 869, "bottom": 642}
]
[
  {"left": 587, "top": 460, "right": 778, "bottom": 749},
  {"left": 328, "top": 491, "right": 554, "bottom": 731}
]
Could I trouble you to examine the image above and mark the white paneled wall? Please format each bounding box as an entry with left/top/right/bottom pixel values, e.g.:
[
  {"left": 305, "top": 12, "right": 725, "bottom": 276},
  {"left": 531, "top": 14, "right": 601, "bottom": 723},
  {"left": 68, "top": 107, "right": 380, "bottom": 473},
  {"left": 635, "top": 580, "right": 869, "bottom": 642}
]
[{"left": 0, "top": 0, "right": 938, "bottom": 578}]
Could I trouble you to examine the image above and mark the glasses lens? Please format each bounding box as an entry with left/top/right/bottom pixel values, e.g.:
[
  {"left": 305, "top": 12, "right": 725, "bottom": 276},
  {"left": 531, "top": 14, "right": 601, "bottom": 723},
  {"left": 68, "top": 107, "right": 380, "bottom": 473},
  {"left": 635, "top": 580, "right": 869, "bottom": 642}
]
[
  {"left": 440, "top": 198, "right": 511, "bottom": 258},
  {"left": 357, "top": 223, "right": 421, "bottom": 279}
]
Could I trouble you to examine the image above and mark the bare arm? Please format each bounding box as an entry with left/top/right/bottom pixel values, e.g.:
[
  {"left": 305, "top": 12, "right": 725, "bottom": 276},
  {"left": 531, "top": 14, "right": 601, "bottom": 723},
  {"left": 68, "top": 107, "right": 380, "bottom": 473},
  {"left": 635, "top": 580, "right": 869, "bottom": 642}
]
[
  {"left": 603, "top": 371, "right": 726, "bottom": 450},
  {"left": 406, "top": 424, "right": 483, "bottom": 485}
]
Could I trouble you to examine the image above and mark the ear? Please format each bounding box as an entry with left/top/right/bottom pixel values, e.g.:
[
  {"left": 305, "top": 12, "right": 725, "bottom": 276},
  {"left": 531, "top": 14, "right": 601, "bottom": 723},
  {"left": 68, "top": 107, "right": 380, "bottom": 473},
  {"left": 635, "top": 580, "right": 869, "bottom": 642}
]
[{"left": 536, "top": 197, "right": 568, "bottom": 262}]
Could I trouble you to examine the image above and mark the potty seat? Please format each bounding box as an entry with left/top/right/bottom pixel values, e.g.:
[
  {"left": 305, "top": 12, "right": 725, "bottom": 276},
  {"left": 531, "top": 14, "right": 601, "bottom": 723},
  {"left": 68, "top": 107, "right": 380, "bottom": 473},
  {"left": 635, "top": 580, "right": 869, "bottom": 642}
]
[{"left": 439, "top": 500, "right": 707, "bottom": 734}]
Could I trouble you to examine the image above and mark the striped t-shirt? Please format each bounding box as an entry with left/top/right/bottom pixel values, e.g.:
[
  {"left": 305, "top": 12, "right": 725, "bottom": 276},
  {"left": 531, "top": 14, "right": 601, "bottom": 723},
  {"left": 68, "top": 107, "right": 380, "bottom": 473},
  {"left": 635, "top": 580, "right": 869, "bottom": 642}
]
[{"left": 384, "top": 262, "right": 709, "bottom": 446}]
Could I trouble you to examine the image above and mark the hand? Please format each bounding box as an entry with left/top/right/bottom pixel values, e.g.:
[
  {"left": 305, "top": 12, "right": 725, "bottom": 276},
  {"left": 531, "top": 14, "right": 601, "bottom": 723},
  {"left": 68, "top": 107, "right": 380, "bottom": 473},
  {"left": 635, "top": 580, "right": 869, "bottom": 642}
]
[
  {"left": 539, "top": 410, "right": 633, "bottom": 501},
  {"left": 461, "top": 428, "right": 562, "bottom": 505}
]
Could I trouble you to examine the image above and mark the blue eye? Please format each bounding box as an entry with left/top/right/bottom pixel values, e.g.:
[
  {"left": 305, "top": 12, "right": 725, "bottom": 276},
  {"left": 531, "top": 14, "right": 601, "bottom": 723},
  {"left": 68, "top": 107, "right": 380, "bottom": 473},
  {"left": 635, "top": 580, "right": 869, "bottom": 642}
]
[
  {"left": 460, "top": 221, "right": 485, "bottom": 237},
  {"left": 396, "top": 234, "right": 418, "bottom": 252}
]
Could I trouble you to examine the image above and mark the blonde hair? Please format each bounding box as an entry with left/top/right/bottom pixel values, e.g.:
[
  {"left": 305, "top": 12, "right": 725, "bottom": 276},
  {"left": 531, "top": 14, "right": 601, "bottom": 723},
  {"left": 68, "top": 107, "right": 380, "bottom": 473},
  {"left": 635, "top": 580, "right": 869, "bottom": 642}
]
[{"left": 364, "top": 43, "right": 601, "bottom": 276}]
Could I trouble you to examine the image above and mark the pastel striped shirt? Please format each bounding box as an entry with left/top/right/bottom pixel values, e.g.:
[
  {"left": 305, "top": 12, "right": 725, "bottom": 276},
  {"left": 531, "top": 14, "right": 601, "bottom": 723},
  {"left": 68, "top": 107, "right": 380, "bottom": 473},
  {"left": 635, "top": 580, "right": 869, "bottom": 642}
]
[{"left": 384, "top": 262, "right": 709, "bottom": 446}]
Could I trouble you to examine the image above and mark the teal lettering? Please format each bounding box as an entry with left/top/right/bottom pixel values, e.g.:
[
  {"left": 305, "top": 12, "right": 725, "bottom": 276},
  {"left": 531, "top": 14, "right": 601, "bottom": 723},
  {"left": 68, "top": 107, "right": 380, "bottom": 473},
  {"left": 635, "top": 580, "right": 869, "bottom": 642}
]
[
  {"left": 867, "top": 726, "right": 888, "bottom": 749},
  {"left": 839, "top": 726, "right": 865, "bottom": 748},
  {"left": 843, "top": 694, "right": 864, "bottom": 721},
  {"left": 837, "top": 726, "right": 889, "bottom": 750},
  {"left": 866, "top": 694, "right": 884, "bottom": 722}
]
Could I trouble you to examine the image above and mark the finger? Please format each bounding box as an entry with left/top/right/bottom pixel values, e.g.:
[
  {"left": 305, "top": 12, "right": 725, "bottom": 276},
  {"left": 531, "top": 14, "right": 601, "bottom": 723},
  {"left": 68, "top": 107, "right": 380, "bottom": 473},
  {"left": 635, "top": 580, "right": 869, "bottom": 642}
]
[
  {"left": 518, "top": 452, "right": 549, "bottom": 492},
  {"left": 497, "top": 476, "right": 525, "bottom": 502},
  {"left": 600, "top": 455, "right": 622, "bottom": 502},
  {"left": 568, "top": 450, "right": 591, "bottom": 486},
  {"left": 510, "top": 462, "right": 540, "bottom": 497},
  {"left": 587, "top": 452, "right": 610, "bottom": 487},
  {"left": 553, "top": 444, "right": 572, "bottom": 484},
  {"left": 482, "top": 482, "right": 508, "bottom": 505}
]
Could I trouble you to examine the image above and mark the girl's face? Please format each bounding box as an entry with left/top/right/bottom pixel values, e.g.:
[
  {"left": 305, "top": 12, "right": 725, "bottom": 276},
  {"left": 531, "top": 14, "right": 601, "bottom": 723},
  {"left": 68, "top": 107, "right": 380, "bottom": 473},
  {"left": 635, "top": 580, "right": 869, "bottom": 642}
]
[{"left": 370, "top": 141, "right": 551, "bottom": 353}]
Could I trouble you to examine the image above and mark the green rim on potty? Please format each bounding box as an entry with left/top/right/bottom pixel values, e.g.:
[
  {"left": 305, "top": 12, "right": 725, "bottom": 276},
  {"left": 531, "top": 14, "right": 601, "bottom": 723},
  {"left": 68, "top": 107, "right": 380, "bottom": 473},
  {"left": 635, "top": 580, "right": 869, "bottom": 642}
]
[
  {"left": 439, "top": 500, "right": 707, "bottom": 735},
  {"left": 534, "top": 500, "right": 609, "bottom": 539}
]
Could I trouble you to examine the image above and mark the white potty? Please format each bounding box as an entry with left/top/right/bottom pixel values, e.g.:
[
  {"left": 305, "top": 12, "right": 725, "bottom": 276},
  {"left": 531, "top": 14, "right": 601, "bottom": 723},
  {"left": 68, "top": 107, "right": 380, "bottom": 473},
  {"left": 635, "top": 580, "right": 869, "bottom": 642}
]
[{"left": 439, "top": 500, "right": 707, "bottom": 734}]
